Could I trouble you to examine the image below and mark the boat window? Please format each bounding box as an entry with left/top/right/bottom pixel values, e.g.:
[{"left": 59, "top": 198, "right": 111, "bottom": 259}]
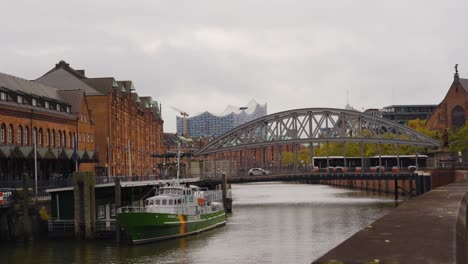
[
  {"left": 169, "top": 199, "right": 174, "bottom": 205},
  {"left": 149, "top": 200, "right": 154, "bottom": 205},
  {"left": 145, "top": 200, "right": 149, "bottom": 206},
  {"left": 155, "top": 199, "right": 160, "bottom": 205},
  {"left": 162, "top": 199, "right": 167, "bottom": 205}
]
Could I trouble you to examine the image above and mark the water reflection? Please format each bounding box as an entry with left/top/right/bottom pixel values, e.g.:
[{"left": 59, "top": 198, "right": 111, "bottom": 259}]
[{"left": 0, "top": 183, "right": 395, "bottom": 264}]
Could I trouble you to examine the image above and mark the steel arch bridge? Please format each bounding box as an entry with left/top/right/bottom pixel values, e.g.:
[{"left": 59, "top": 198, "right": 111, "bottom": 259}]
[{"left": 195, "top": 108, "right": 440, "bottom": 156}]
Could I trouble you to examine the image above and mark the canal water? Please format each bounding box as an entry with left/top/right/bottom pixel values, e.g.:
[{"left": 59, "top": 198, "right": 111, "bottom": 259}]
[{"left": 0, "top": 183, "right": 396, "bottom": 264}]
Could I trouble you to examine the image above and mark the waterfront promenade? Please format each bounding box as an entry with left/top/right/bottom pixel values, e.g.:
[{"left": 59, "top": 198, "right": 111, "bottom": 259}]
[{"left": 313, "top": 179, "right": 468, "bottom": 264}]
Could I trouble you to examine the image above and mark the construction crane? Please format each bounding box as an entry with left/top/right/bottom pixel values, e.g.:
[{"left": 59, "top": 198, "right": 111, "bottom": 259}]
[{"left": 171, "top": 106, "right": 189, "bottom": 137}]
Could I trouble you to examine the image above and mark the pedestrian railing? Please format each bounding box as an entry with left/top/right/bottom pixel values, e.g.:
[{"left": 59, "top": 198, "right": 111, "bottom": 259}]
[
  {"left": 48, "top": 219, "right": 75, "bottom": 233},
  {"left": 117, "top": 206, "right": 146, "bottom": 213},
  {"left": 96, "top": 219, "right": 116, "bottom": 231}
]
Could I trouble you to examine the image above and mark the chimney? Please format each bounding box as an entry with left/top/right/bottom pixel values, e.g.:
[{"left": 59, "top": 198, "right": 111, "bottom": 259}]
[{"left": 56, "top": 60, "right": 69, "bottom": 69}]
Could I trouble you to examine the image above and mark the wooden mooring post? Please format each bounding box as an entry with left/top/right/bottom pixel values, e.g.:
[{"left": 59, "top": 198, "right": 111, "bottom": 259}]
[
  {"left": 115, "top": 178, "right": 121, "bottom": 243},
  {"left": 73, "top": 171, "right": 96, "bottom": 239},
  {"left": 221, "top": 173, "right": 232, "bottom": 213}
]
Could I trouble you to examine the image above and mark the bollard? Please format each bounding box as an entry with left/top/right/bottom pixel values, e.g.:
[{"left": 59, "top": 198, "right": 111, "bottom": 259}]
[
  {"left": 409, "top": 174, "right": 414, "bottom": 198},
  {"left": 414, "top": 174, "right": 421, "bottom": 196},
  {"left": 221, "top": 173, "right": 227, "bottom": 212},
  {"left": 423, "top": 174, "right": 431, "bottom": 193},
  {"left": 415, "top": 173, "right": 424, "bottom": 196}
]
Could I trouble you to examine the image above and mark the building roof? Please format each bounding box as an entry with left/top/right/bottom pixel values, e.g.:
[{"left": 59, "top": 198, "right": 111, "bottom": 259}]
[
  {"left": 220, "top": 99, "right": 266, "bottom": 116},
  {"left": 36, "top": 68, "right": 102, "bottom": 96},
  {"left": 0, "top": 72, "right": 62, "bottom": 101},
  {"left": 457, "top": 78, "right": 468, "bottom": 93},
  {"left": 190, "top": 99, "right": 267, "bottom": 118},
  {"left": 57, "top": 90, "right": 84, "bottom": 113},
  {"left": 84, "top": 77, "right": 116, "bottom": 95}
]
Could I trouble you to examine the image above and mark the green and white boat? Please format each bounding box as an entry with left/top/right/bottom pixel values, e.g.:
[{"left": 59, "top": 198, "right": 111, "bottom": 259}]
[
  {"left": 117, "top": 183, "right": 226, "bottom": 244},
  {"left": 116, "top": 145, "right": 227, "bottom": 244}
]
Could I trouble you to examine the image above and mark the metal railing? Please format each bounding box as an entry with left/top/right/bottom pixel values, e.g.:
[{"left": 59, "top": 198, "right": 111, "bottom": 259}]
[
  {"left": 96, "top": 219, "right": 116, "bottom": 231},
  {"left": 117, "top": 206, "right": 146, "bottom": 213},
  {"left": 48, "top": 219, "right": 75, "bottom": 233}
]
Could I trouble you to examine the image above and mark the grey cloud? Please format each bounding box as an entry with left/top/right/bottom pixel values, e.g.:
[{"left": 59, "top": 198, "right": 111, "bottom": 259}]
[{"left": 1, "top": 0, "right": 468, "bottom": 132}]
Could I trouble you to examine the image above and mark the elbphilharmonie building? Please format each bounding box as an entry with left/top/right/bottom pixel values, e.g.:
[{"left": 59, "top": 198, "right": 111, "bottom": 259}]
[{"left": 176, "top": 100, "right": 267, "bottom": 137}]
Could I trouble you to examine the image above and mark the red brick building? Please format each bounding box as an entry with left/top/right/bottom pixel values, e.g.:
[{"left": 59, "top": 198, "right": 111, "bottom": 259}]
[
  {"left": 0, "top": 71, "right": 95, "bottom": 182},
  {"left": 36, "top": 61, "right": 164, "bottom": 177},
  {"left": 426, "top": 70, "right": 468, "bottom": 131}
]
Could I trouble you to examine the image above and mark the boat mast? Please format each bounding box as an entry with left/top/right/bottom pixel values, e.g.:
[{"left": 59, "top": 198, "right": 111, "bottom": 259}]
[{"left": 176, "top": 141, "right": 181, "bottom": 181}]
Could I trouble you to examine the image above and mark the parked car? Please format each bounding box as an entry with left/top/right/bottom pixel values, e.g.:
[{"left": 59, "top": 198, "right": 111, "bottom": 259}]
[{"left": 248, "top": 168, "right": 271, "bottom": 176}]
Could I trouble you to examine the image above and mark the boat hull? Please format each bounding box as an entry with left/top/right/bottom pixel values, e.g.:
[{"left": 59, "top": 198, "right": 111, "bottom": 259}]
[{"left": 117, "top": 210, "right": 226, "bottom": 244}]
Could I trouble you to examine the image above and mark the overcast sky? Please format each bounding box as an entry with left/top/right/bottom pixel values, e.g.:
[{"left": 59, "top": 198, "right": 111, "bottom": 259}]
[{"left": 1, "top": 1, "right": 467, "bottom": 132}]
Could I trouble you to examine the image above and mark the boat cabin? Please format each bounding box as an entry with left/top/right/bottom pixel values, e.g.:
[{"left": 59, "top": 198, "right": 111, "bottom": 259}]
[
  {"left": 145, "top": 197, "right": 184, "bottom": 207},
  {"left": 157, "top": 185, "right": 200, "bottom": 196}
]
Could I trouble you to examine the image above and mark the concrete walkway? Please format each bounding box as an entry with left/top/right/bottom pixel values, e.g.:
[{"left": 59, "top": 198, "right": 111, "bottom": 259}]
[{"left": 313, "top": 181, "right": 468, "bottom": 264}]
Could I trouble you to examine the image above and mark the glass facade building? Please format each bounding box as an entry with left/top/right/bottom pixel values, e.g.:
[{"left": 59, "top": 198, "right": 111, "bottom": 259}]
[
  {"left": 381, "top": 105, "right": 437, "bottom": 124},
  {"left": 176, "top": 100, "right": 267, "bottom": 137}
]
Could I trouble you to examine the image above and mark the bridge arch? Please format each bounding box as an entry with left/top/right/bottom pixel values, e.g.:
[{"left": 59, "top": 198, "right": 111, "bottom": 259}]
[{"left": 195, "top": 108, "right": 440, "bottom": 156}]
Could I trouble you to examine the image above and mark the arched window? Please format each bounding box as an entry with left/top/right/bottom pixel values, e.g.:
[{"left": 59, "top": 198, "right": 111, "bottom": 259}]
[
  {"left": 57, "top": 130, "right": 61, "bottom": 147},
  {"left": 38, "top": 128, "right": 42, "bottom": 146},
  {"left": 17, "top": 125, "right": 22, "bottom": 145},
  {"left": 24, "top": 126, "right": 29, "bottom": 145},
  {"left": 46, "top": 129, "right": 50, "bottom": 146},
  {"left": 73, "top": 133, "right": 76, "bottom": 147},
  {"left": 452, "top": 105, "right": 466, "bottom": 129},
  {"left": 63, "top": 131, "right": 66, "bottom": 148},
  {"left": 51, "top": 130, "right": 55, "bottom": 147},
  {"left": 0, "top": 124, "right": 5, "bottom": 144},
  {"left": 8, "top": 124, "right": 13, "bottom": 144},
  {"left": 69, "top": 132, "right": 72, "bottom": 148}
]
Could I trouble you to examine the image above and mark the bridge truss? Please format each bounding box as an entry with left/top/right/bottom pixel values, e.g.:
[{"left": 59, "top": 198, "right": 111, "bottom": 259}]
[{"left": 195, "top": 108, "right": 440, "bottom": 156}]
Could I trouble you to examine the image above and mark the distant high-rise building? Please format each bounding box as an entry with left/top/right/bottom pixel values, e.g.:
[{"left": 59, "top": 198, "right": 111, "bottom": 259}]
[
  {"left": 363, "top": 108, "right": 383, "bottom": 118},
  {"left": 363, "top": 105, "right": 437, "bottom": 125},
  {"left": 381, "top": 105, "right": 437, "bottom": 125},
  {"left": 177, "top": 100, "right": 267, "bottom": 137}
]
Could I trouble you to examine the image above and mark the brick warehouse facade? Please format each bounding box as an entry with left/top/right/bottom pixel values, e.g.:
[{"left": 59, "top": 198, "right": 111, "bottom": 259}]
[
  {"left": 36, "top": 61, "right": 164, "bottom": 177},
  {"left": 0, "top": 71, "right": 95, "bottom": 182},
  {"left": 426, "top": 70, "right": 468, "bottom": 131}
]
